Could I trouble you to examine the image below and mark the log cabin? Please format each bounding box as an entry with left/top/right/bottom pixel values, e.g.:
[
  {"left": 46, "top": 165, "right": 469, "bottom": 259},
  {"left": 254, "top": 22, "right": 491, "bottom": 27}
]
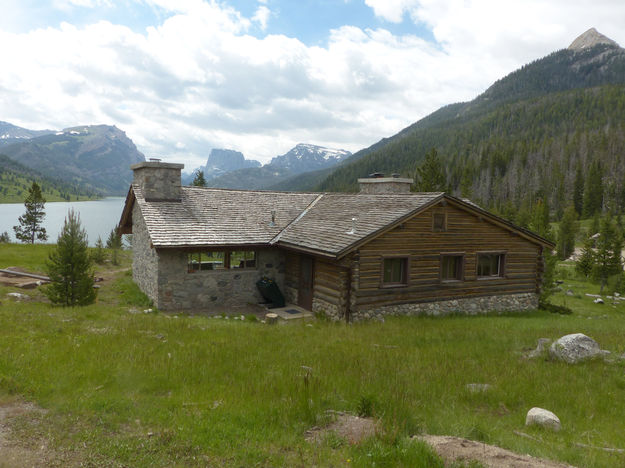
[{"left": 119, "top": 161, "right": 554, "bottom": 320}]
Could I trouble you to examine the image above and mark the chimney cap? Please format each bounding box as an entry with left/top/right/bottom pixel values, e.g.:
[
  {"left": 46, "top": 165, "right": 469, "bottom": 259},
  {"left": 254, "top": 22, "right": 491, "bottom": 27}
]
[
  {"left": 368, "top": 172, "right": 385, "bottom": 178},
  {"left": 149, "top": 157, "right": 162, "bottom": 162},
  {"left": 131, "top": 161, "right": 185, "bottom": 170}
]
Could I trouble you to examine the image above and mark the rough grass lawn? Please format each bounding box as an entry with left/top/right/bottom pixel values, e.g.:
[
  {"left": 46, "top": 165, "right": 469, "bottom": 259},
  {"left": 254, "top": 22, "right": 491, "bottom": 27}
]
[{"left": 0, "top": 245, "right": 624, "bottom": 466}]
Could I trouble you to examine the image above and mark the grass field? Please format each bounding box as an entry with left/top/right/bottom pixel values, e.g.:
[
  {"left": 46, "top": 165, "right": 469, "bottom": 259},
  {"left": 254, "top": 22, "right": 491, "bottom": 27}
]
[{"left": 0, "top": 244, "right": 624, "bottom": 466}]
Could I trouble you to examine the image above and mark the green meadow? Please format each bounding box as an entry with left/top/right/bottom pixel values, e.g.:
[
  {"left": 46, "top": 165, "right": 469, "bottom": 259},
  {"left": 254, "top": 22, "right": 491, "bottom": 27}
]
[{"left": 0, "top": 243, "right": 624, "bottom": 466}]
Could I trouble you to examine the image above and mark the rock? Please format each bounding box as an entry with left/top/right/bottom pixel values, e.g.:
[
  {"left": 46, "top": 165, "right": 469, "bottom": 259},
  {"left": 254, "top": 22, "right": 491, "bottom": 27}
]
[
  {"left": 615, "top": 292, "right": 621, "bottom": 297},
  {"left": 527, "top": 338, "right": 551, "bottom": 359},
  {"left": 465, "top": 383, "right": 491, "bottom": 393},
  {"left": 6, "top": 292, "right": 29, "bottom": 301},
  {"left": 525, "top": 407, "right": 561, "bottom": 431},
  {"left": 565, "top": 290, "right": 574, "bottom": 297},
  {"left": 593, "top": 298, "right": 604, "bottom": 304},
  {"left": 549, "top": 333, "right": 609, "bottom": 363}
]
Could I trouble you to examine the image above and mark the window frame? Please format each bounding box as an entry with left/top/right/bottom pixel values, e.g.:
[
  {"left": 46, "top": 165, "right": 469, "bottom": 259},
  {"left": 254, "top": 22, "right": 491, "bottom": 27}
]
[
  {"left": 380, "top": 255, "right": 410, "bottom": 288},
  {"left": 476, "top": 251, "right": 506, "bottom": 279},
  {"left": 187, "top": 250, "right": 257, "bottom": 273},
  {"left": 432, "top": 210, "right": 447, "bottom": 232},
  {"left": 440, "top": 253, "right": 465, "bottom": 282}
]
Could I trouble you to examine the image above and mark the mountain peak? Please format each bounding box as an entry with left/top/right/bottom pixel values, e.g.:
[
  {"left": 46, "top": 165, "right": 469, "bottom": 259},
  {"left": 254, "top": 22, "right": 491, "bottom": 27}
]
[{"left": 568, "top": 28, "right": 619, "bottom": 51}]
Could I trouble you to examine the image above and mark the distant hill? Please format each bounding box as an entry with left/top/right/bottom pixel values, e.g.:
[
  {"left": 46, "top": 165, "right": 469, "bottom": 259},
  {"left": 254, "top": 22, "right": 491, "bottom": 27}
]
[
  {"left": 1, "top": 124, "right": 145, "bottom": 195},
  {"left": 316, "top": 29, "right": 625, "bottom": 220},
  {"left": 0, "top": 121, "right": 54, "bottom": 148},
  {"left": 207, "top": 143, "right": 351, "bottom": 190},
  {"left": 0, "top": 154, "right": 99, "bottom": 203}
]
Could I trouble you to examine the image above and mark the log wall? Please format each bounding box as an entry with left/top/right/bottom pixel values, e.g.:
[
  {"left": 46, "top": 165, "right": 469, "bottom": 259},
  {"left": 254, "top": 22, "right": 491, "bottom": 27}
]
[{"left": 355, "top": 203, "right": 542, "bottom": 308}]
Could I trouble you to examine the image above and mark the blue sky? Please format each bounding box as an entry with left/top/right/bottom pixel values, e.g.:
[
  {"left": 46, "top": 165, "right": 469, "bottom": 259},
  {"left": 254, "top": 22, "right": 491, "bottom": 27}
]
[{"left": 1, "top": 1, "right": 624, "bottom": 169}]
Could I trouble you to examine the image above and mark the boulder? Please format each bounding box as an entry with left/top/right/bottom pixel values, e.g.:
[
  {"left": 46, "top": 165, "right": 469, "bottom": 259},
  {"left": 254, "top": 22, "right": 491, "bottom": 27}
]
[
  {"left": 549, "top": 333, "right": 609, "bottom": 363},
  {"left": 525, "top": 407, "right": 561, "bottom": 431},
  {"left": 6, "top": 292, "right": 29, "bottom": 301}
]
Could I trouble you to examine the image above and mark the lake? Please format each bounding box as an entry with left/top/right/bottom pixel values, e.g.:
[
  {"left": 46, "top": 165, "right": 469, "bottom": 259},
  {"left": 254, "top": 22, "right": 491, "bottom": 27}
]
[{"left": 0, "top": 197, "right": 126, "bottom": 246}]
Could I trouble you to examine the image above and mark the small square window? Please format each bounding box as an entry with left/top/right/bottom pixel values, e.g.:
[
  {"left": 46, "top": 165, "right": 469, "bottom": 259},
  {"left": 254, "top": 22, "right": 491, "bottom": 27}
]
[
  {"left": 441, "top": 255, "right": 463, "bottom": 281},
  {"left": 433, "top": 212, "right": 446, "bottom": 232},
  {"left": 383, "top": 257, "right": 408, "bottom": 285},
  {"left": 477, "top": 253, "right": 504, "bottom": 278}
]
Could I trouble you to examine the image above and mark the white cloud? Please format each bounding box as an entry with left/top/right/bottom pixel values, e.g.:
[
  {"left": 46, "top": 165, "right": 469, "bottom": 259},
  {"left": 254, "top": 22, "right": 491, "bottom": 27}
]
[
  {"left": 253, "top": 6, "right": 271, "bottom": 30},
  {"left": 2, "top": 0, "right": 625, "bottom": 172},
  {"left": 364, "top": 0, "right": 418, "bottom": 23}
]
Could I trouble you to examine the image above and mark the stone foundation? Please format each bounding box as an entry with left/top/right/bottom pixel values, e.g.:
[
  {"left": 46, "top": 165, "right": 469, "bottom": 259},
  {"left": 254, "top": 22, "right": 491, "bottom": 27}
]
[
  {"left": 312, "top": 296, "right": 342, "bottom": 321},
  {"left": 353, "top": 293, "right": 538, "bottom": 321}
]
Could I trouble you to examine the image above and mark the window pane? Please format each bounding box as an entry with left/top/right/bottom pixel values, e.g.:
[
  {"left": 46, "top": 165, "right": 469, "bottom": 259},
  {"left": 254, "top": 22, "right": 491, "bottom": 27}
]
[
  {"left": 383, "top": 258, "right": 406, "bottom": 284},
  {"left": 231, "top": 251, "right": 256, "bottom": 269},
  {"left": 477, "top": 254, "right": 502, "bottom": 277},
  {"left": 187, "top": 253, "right": 201, "bottom": 272},
  {"left": 202, "top": 251, "right": 225, "bottom": 270},
  {"left": 442, "top": 255, "right": 462, "bottom": 280}
]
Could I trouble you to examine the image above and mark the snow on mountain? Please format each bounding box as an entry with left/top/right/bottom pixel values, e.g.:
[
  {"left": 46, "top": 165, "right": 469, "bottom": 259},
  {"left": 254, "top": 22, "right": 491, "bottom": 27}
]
[{"left": 269, "top": 143, "right": 351, "bottom": 174}]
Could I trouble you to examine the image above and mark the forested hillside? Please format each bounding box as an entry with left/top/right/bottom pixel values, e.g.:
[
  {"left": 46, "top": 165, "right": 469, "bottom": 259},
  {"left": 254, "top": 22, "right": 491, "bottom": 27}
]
[
  {"left": 317, "top": 38, "right": 625, "bottom": 223},
  {"left": 0, "top": 154, "right": 99, "bottom": 202}
]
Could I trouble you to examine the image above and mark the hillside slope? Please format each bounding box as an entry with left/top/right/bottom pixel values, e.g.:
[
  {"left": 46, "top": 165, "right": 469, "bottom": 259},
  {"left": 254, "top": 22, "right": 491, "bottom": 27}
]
[
  {"left": 1, "top": 125, "right": 145, "bottom": 195},
  {"left": 317, "top": 30, "right": 625, "bottom": 218}
]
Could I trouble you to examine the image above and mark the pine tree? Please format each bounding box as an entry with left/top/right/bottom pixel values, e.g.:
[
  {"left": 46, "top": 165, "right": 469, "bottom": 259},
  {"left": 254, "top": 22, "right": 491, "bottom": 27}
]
[
  {"left": 13, "top": 182, "right": 48, "bottom": 244},
  {"left": 414, "top": 148, "right": 446, "bottom": 192},
  {"left": 192, "top": 170, "right": 207, "bottom": 187},
  {"left": 582, "top": 161, "right": 603, "bottom": 218},
  {"left": 91, "top": 236, "right": 107, "bottom": 264},
  {"left": 576, "top": 236, "right": 595, "bottom": 278},
  {"left": 572, "top": 163, "right": 584, "bottom": 216},
  {"left": 44, "top": 209, "right": 96, "bottom": 306},
  {"left": 557, "top": 205, "right": 579, "bottom": 260},
  {"left": 106, "top": 227, "right": 123, "bottom": 265},
  {"left": 592, "top": 214, "right": 622, "bottom": 293}
]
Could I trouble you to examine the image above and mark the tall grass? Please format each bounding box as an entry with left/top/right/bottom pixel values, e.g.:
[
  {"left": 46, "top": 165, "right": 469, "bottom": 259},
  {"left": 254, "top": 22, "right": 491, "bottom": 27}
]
[{"left": 0, "top": 244, "right": 624, "bottom": 466}]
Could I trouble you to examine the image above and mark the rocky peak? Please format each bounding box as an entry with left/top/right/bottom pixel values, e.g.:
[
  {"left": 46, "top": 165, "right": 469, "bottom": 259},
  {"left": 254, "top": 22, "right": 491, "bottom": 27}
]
[{"left": 568, "top": 28, "right": 619, "bottom": 51}]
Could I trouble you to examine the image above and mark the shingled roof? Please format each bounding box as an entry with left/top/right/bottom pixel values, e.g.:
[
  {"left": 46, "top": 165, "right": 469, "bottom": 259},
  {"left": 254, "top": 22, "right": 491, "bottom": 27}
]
[{"left": 120, "top": 184, "right": 553, "bottom": 257}]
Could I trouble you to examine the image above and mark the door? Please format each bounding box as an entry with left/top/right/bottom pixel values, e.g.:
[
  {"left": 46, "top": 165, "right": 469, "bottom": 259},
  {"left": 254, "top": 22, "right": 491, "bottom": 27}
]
[{"left": 298, "top": 255, "right": 314, "bottom": 310}]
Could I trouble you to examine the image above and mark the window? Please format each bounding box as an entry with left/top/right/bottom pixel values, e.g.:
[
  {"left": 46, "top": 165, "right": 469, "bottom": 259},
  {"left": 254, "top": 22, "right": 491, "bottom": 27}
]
[
  {"left": 231, "top": 250, "right": 256, "bottom": 269},
  {"left": 382, "top": 257, "right": 408, "bottom": 286},
  {"left": 477, "top": 253, "right": 505, "bottom": 278},
  {"left": 441, "top": 254, "right": 464, "bottom": 281},
  {"left": 433, "top": 212, "right": 446, "bottom": 232},
  {"left": 187, "top": 250, "right": 256, "bottom": 272}
]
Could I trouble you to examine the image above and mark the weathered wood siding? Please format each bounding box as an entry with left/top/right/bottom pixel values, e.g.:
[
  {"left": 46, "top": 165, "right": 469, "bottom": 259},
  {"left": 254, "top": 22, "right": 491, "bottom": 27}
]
[
  {"left": 356, "top": 204, "right": 541, "bottom": 308},
  {"left": 284, "top": 251, "right": 349, "bottom": 318}
]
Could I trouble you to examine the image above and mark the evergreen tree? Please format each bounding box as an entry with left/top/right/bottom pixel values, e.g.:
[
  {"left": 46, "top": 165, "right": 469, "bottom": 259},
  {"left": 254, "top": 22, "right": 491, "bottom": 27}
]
[
  {"left": 573, "top": 163, "right": 584, "bottom": 216},
  {"left": 529, "top": 198, "right": 553, "bottom": 240},
  {"left": 576, "top": 236, "right": 595, "bottom": 278},
  {"left": 592, "top": 214, "right": 622, "bottom": 293},
  {"left": 91, "top": 236, "right": 107, "bottom": 264},
  {"left": 582, "top": 161, "right": 603, "bottom": 217},
  {"left": 44, "top": 209, "right": 96, "bottom": 306},
  {"left": 0, "top": 231, "right": 10, "bottom": 243},
  {"left": 106, "top": 227, "right": 123, "bottom": 265},
  {"left": 192, "top": 170, "right": 207, "bottom": 187},
  {"left": 590, "top": 212, "right": 601, "bottom": 236},
  {"left": 414, "top": 148, "right": 446, "bottom": 192},
  {"left": 557, "top": 205, "right": 579, "bottom": 260},
  {"left": 13, "top": 182, "right": 48, "bottom": 244}
]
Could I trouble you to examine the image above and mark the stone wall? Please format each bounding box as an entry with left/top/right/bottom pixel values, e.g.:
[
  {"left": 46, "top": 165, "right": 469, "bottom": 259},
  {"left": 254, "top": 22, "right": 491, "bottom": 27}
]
[
  {"left": 131, "top": 203, "right": 159, "bottom": 305},
  {"left": 131, "top": 161, "right": 183, "bottom": 201},
  {"left": 156, "top": 248, "right": 286, "bottom": 311},
  {"left": 312, "top": 296, "right": 341, "bottom": 321},
  {"left": 353, "top": 292, "right": 539, "bottom": 321}
]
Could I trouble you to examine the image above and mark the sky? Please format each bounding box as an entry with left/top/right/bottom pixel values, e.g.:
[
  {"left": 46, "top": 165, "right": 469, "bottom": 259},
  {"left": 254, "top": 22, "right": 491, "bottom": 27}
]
[{"left": 1, "top": 1, "right": 624, "bottom": 171}]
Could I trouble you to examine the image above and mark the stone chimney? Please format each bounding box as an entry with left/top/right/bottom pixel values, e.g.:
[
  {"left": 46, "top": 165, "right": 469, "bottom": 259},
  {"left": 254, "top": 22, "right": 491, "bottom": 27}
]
[
  {"left": 131, "top": 159, "right": 184, "bottom": 201},
  {"left": 358, "top": 173, "right": 413, "bottom": 194}
]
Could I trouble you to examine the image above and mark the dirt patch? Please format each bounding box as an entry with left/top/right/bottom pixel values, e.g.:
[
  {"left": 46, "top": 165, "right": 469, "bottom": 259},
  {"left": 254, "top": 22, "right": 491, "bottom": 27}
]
[
  {"left": 306, "top": 411, "right": 377, "bottom": 445},
  {"left": 415, "top": 434, "right": 575, "bottom": 468},
  {"left": 0, "top": 400, "right": 58, "bottom": 468}
]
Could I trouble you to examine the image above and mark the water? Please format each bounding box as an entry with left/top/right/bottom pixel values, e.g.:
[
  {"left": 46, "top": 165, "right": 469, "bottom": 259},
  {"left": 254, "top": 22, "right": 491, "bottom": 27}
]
[{"left": 0, "top": 197, "right": 126, "bottom": 246}]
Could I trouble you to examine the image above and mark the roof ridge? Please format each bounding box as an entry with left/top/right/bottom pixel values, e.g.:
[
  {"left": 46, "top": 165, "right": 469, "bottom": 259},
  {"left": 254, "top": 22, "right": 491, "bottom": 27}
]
[
  {"left": 269, "top": 193, "right": 325, "bottom": 245},
  {"left": 182, "top": 185, "right": 322, "bottom": 195}
]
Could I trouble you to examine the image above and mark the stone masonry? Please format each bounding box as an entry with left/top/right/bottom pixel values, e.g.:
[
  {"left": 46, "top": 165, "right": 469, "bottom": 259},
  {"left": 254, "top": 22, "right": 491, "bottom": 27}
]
[{"left": 351, "top": 292, "right": 538, "bottom": 321}]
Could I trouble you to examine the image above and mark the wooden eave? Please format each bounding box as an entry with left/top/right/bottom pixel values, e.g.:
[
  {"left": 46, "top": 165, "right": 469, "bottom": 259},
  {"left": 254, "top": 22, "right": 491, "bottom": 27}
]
[{"left": 118, "top": 186, "right": 136, "bottom": 235}]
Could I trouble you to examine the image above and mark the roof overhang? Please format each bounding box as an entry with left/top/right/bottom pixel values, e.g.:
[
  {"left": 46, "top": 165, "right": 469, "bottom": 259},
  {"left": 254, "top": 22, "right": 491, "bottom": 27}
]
[{"left": 118, "top": 186, "right": 136, "bottom": 235}]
